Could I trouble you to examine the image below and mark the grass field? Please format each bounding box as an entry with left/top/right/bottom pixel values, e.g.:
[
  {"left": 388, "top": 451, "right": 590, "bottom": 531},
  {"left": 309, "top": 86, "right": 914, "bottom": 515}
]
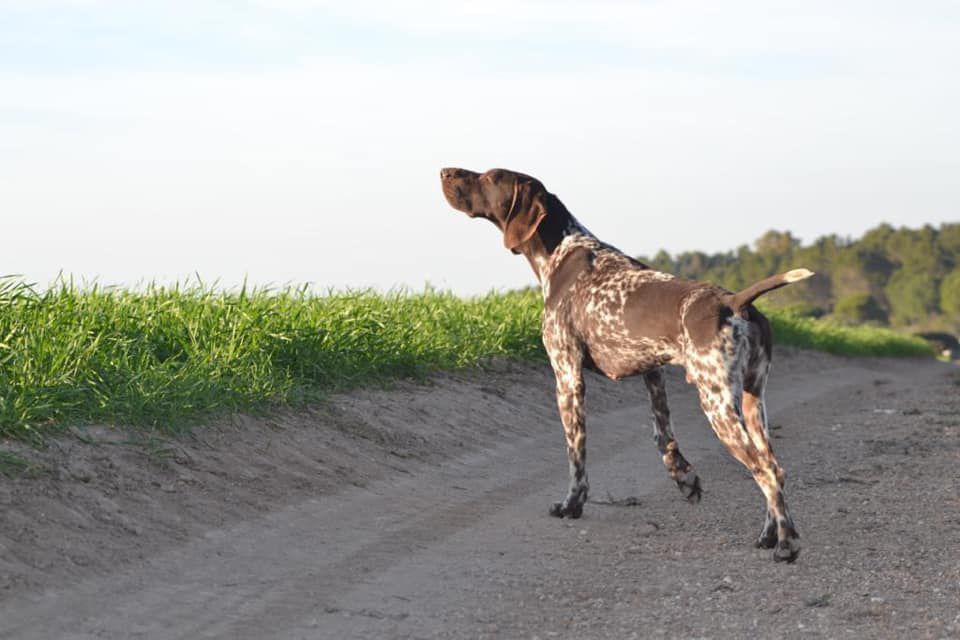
[
  {"left": 763, "top": 309, "right": 936, "bottom": 358},
  {"left": 0, "top": 276, "right": 931, "bottom": 441}
]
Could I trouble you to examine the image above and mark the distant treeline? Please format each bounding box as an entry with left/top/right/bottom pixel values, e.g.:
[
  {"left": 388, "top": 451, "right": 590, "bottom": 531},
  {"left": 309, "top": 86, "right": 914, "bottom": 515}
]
[{"left": 641, "top": 223, "right": 960, "bottom": 331}]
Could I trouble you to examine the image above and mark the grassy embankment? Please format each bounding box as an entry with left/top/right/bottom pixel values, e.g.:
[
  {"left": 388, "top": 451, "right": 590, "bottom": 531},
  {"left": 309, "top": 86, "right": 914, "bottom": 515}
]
[
  {"left": 762, "top": 309, "right": 933, "bottom": 358},
  {"left": 0, "top": 277, "right": 931, "bottom": 442}
]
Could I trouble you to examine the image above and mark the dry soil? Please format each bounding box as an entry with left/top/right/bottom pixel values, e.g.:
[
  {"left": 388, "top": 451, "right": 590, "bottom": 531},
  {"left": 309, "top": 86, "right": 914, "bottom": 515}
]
[{"left": 1, "top": 349, "right": 958, "bottom": 639}]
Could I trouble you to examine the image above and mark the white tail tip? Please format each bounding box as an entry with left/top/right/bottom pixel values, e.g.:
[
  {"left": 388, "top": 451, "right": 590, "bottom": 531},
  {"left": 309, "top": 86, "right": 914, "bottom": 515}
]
[{"left": 784, "top": 268, "right": 815, "bottom": 282}]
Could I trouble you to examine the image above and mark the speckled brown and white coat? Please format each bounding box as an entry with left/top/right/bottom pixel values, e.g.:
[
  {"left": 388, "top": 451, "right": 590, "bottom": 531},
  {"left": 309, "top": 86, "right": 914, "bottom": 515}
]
[{"left": 440, "top": 167, "right": 813, "bottom": 562}]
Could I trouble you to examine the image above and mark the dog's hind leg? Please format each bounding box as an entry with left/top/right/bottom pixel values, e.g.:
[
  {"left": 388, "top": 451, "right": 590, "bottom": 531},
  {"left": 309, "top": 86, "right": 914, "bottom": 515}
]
[
  {"left": 688, "top": 325, "right": 800, "bottom": 562},
  {"left": 739, "top": 314, "right": 788, "bottom": 550},
  {"left": 642, "top": 368, "right": 701, "bottom": 502},
  {"left": 741, "top": 355, "right": 793, "bottom": 552}
]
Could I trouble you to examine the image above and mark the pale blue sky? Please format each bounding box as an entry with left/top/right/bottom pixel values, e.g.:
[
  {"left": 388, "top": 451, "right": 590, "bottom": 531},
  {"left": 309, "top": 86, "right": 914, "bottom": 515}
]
[{"left": 2, "top": 1, "right": 958, "bottom": 294}]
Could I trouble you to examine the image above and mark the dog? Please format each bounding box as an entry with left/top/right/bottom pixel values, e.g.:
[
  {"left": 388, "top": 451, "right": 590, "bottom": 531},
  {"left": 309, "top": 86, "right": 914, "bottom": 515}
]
[{"left": 440, "top": 167, "right": 813, "bottom": 562}]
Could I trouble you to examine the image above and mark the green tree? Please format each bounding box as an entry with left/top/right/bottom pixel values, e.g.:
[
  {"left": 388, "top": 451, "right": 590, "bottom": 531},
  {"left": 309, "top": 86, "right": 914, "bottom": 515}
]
[
  {"left": 642, "top": 222, "right": 952, "bottom": 328},
  {"left": 833, "top": 293, "right": 888, "bottom": 325},
  {"left": 859, "top": 223, "right": 894, "bottom": 253},
  {"left": 937, "top": 223, "right": 960, "bottom": 264},
  {"left": 830, "top": 249, "right": 874, "bottom": 300},
  {"left": 940, "top": 268, "right": 960, "bottom": 318},
  {"left": 885, "top": 270, "right": 939, "bottom": 325},
  {"left": 885, "top": 225, "right": 946, "bottom": 274},
  {"left": 650, "top": 249, "right": 673, "bottom": 273},
  {"left": 754, "top": 230, "right": 800, "bottom": 256}
]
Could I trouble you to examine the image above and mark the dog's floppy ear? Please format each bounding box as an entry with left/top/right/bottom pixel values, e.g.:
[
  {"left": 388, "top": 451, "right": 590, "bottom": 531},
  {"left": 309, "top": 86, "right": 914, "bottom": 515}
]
[{"left": 503, "top": 179, "right": 548, "bottom": 252}]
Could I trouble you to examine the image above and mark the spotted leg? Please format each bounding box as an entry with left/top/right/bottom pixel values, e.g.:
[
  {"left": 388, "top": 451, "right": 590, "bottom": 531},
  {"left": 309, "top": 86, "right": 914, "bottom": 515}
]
[
  {"left": 547, "top": 347, "right": 588, "bottom": 519},
  {"left": 689, "top": 337, "right": 800, "bottom": 562},
  {"left": 741, "top": 358, "right": 794, "bottom": 554},
  {"left": 642, "top": 368, "right": 701, "bottom": 502}
]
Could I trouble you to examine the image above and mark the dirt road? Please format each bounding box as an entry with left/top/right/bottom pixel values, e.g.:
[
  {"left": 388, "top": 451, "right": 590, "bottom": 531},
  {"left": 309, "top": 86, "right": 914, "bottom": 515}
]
[{"left": 1, "top": 350, "right": 958, "bottom": 639}]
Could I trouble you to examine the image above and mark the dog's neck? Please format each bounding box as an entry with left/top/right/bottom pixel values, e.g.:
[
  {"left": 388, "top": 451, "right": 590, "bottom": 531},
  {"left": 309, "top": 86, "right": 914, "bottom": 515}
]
[{"left": 518, "top": 194, "right": 595, "bottom": 285}]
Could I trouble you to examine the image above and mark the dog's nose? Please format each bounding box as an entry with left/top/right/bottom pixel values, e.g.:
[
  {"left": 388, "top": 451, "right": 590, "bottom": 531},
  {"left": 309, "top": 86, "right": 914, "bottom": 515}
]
[{"left": 440, "top": 168, "right": 455, "bottom": 180}]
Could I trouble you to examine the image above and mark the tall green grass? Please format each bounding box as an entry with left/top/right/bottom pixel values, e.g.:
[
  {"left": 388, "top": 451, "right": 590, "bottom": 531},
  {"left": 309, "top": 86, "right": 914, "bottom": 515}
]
[
  {"left": 0, "top": 277, "right": 543, "bottom": 440},
  {"left": 0, "top": 276, "right": 931, "bottom": 441},
  {"left": 765, "top": 310, "right": 933, "bottom": 358}
]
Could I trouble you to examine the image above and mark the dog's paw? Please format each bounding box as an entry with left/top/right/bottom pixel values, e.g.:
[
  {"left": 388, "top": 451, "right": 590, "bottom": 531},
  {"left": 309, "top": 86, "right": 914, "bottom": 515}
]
[
  {"left": 676, "top": 471, "right": 702, "bottom": 503},
  {"left": 772, "top": 537, "right": 801, "bottom": 563},
  {"left": 549, "top": 500, "right": 584, "bottom": 519},
  {"left": 755, "top": 524, "right": 778, "bottom": 549}
]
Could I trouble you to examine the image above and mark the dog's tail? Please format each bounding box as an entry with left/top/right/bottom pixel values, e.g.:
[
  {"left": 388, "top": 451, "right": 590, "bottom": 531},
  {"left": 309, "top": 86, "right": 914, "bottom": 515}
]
[{"left": 728, "top": 268, "right": 815, "bottom": 311}]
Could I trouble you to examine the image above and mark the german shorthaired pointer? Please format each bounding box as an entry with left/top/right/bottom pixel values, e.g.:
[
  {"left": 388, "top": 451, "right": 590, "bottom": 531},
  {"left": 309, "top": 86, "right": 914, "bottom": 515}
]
[{"left": 440, "top": 167, "right": 814, "bottom": 562}]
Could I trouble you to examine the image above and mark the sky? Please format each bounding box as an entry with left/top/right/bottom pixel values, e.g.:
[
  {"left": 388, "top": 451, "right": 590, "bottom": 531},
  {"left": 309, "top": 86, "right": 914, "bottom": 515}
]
[{"left": 2, "top": 1, "right": 958, "bottom": 295}]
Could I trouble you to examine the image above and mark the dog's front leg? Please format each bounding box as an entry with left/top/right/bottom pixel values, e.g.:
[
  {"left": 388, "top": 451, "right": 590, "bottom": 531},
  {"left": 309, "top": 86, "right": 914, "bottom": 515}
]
[{"left": 547, "top": 352, "right": 588, "bottom": 519}]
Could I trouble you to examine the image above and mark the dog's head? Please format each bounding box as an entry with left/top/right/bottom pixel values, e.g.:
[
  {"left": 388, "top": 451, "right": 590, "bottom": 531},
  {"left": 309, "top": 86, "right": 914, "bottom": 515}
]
[{"left": 440, "top": 167, "right": 550, "bottom": 253}]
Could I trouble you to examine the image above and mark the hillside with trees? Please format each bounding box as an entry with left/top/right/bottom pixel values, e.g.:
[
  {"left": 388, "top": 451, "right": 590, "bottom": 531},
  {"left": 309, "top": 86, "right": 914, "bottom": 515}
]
[{"left": 642, "top": 222, "right": 960, "bottom": 333}]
